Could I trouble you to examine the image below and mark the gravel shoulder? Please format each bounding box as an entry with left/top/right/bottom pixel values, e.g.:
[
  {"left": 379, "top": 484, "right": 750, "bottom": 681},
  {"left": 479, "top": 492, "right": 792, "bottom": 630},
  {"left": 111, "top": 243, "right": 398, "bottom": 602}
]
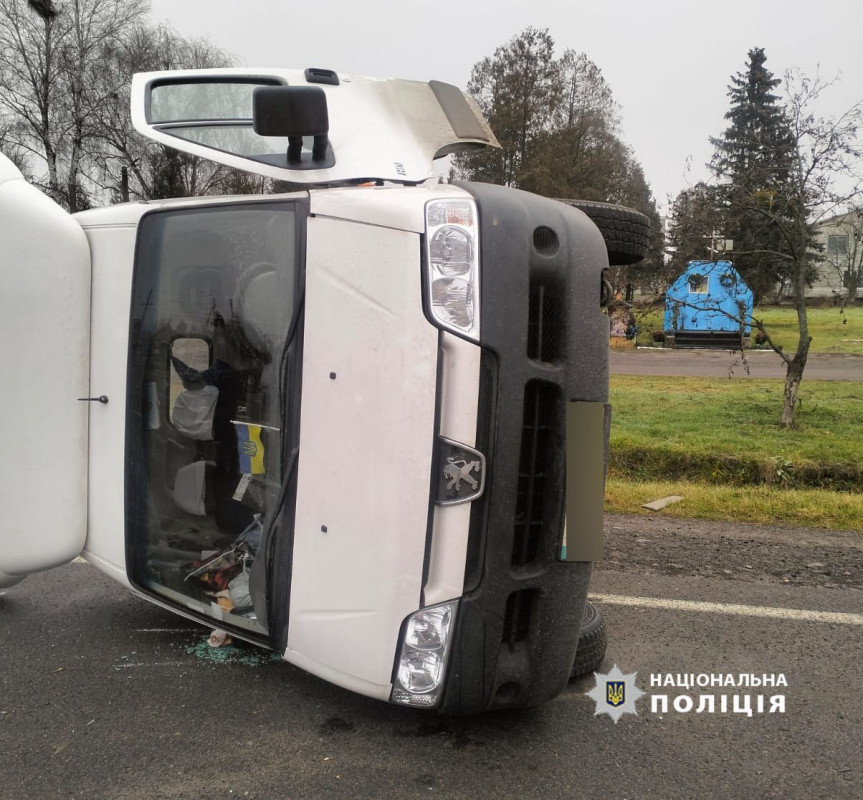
[{"left": 600, "top": 513, "right": 863, "bottom": 590}]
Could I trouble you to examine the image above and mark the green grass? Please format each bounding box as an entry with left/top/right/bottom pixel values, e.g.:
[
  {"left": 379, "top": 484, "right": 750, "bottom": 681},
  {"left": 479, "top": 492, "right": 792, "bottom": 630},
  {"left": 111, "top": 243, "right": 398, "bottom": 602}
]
[
  {"left": 605, "top": 478, "right": 863, "bottom": 532},
  {"left": 610, "top": 375, "right": 863, "bottom": 485},
  {"left": 606, "top": 358, "right": 863, "bottom": 530},
  {"left": 755, "top": 305, "right": 863, "bottom": 354},
  {"left": 607, "top": 374, "right": 863, "bottom": 529},
  {"left": 631, "top": 304, "right": 863, "bottom": 355}
]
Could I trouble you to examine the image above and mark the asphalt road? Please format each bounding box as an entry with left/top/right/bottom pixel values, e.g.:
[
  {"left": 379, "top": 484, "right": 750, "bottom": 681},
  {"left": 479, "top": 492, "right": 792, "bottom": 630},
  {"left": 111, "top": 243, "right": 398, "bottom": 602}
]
[
  {"left": 2, "top": 517, "right": 861, "bottom": 800},
  {"left": 610, "top": 348, "right": 863, "bottom": 381}
]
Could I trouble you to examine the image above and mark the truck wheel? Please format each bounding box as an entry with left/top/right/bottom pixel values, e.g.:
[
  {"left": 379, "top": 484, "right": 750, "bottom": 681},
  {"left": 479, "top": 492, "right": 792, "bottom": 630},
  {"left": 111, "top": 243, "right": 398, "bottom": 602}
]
[
  {"left": 570, "top": 601, "right": 607, "bottom": 678},
  {"left": 557, "top": 199, "right": 650, "bottom": 266}
]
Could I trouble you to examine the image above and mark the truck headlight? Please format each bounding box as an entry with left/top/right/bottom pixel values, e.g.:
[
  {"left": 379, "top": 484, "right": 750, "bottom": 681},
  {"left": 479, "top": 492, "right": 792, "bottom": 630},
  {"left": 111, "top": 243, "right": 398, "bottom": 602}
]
[
  {"left": 391, "top": 601, "right": 457, "bottom": 707},
  {"left": 425, "top": 200, "right": 480, "bottom": 341}
]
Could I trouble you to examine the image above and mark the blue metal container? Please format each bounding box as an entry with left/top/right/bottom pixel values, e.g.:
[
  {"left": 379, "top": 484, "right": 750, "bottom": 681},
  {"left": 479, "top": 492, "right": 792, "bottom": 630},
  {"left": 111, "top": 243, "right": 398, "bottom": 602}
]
[{"left": 664, "top": 260, "right": 753, "bottom": 348}]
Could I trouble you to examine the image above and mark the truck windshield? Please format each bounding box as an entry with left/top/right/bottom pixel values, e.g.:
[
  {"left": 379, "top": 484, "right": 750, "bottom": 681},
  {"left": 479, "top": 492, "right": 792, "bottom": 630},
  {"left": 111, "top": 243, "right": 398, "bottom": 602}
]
[{"left": 125, "top": 200, "right": 303, "bottom": 639}]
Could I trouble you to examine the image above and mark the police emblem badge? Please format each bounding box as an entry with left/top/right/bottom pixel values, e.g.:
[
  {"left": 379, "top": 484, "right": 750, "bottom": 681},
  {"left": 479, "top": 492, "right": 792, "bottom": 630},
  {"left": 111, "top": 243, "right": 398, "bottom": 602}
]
[
  {"left": 606, "top": 681, "right": 625, "bottom": 707},
  {"left": 586, "top": 664, "right": 645, "bottom": 723}
]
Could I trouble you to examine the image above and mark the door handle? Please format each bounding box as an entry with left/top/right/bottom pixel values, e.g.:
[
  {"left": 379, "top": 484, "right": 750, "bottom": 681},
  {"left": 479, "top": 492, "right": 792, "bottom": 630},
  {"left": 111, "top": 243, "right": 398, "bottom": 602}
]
[{"left": 78, "top": 395, "right": 109, "bottom": 404}]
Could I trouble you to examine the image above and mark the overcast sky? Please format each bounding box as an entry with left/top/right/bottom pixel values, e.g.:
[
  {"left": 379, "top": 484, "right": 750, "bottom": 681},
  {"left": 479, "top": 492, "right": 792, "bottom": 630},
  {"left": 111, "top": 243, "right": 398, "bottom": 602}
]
[{"left": 149, "top": 0, "right": 863, "bottom": 209}]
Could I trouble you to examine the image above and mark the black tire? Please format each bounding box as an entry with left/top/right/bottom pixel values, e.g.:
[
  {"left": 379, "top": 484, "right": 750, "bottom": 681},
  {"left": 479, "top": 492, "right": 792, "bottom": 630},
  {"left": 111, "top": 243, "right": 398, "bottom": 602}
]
[
  {"left": 570, "top": 601, "right": 607, "bottom": 679},
  {"left": 557, "top": 199, "right": 650, "bottom": 266}
]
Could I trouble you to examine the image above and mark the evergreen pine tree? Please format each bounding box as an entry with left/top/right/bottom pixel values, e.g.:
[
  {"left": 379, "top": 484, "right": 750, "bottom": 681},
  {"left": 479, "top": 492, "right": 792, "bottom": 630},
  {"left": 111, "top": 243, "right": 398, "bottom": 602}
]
[
  {"left": 710, "top": 47, "right": 795, "bottom": 302},
  {"left": 665, "top": 182, "right": 724, "bottom": 273}
]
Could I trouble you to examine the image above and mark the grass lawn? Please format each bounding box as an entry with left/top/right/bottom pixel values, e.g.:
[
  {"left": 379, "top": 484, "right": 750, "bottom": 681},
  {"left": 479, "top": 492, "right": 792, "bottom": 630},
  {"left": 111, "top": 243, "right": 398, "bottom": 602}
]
[
  {"left": 610, "top": 375, "right": 863, "bottom": 472},
  {"left": 607, "top": 375, "right": 863, "bottom": 530},
  {"left": 605, "top": 478, "right": 863, "bottom": 532},
  {"left": 755, "top": 305, "right": 863, "bottom": 354},
  {"left": 630, "top": 304, "right": 863, "bottom": 355}
]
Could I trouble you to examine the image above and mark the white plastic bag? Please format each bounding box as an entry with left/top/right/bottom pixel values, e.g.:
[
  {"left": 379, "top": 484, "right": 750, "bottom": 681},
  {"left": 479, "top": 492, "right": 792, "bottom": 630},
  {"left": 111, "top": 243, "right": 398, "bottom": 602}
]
[{"left": 171, "top": 385, "right": 218, "bottom": 440}]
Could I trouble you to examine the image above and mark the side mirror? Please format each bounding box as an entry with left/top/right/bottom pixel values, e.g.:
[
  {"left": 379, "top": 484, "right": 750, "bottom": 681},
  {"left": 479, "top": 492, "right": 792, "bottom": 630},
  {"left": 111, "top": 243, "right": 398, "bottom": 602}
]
[{"left": 253, "top": 86, "right": 330, "bottom": 165}]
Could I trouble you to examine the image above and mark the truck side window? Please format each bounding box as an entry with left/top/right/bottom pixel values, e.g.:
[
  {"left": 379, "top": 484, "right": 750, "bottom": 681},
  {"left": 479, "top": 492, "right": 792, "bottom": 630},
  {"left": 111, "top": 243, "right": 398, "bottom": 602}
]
[{"left": 126, "top": 202, "right": 300, "bottom": 637}]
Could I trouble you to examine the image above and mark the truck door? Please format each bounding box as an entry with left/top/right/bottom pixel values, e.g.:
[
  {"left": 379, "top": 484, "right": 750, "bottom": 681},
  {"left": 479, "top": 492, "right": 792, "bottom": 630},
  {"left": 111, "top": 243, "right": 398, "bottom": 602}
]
[
  {"left": 0, "top": 154, "right": 91, "bottom": 587},
  {"left": 123, "top": 199, "right": 305, "bottom": 643},
  {"left": 128, "top": 68, "right": 498, "bottom": 186}
]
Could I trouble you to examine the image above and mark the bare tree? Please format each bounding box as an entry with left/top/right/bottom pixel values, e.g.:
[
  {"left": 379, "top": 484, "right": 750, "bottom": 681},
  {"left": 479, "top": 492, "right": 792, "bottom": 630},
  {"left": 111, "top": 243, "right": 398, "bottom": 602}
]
[
  {"left": 757, "top": 72, "right": 862, "bottom": 426},
  {"left": 60, "top": 0, "right": 149, "bottom": 209},
  {"left": 1, "top": 0, "right": 242, "bottom": 205},
  {"left": 86, "top": 21, "right": 234, "bottom": 200},
  {"left": 0, "top": 0, "right": 148, "bottom": 209},
  {"left": 687, "top": 71, "right": 862, "bottom": 427},
  {"left": 0, "top": 0, "right": 66, "bottom": 199},
  {"left": 0, "top": 112, "right": 31, "bottom": 173}
]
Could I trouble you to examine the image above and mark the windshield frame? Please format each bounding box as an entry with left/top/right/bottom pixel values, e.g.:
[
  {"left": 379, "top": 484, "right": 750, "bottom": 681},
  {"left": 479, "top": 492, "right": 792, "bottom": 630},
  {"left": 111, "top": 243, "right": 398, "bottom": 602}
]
[{"left": 124, "top": 197, "right": 308, "bottom": 647}]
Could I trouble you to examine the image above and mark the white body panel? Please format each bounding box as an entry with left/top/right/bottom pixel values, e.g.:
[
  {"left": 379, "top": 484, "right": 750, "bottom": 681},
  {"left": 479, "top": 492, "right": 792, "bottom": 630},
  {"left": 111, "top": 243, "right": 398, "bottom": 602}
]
[
  {"left": 0, "top": 155, "right": 90, "bottom": 586},
  {"left": 75, "top": 208, "right": 144, "bottom": 583},
  {"left": 131, "top": 69, "right": 498, "bottom": 186},
  {"left": 287, "top": 214, "right": 438, "bottom": 693},
  {"left": 309, "top": 185, "right": 427, "bottom": 232}
]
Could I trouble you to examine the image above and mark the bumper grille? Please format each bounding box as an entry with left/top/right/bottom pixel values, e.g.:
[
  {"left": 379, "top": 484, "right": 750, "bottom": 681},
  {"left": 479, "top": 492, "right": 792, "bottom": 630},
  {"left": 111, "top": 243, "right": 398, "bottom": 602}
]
[
  {"left": 527, "top": 279, "right": 564, "bottom": 363},
  {"left": 512, "top": 380, "right": 563, "bottom": 566},
  {"left": 501, "top": 589, "right": 538, "bottom": 646}
]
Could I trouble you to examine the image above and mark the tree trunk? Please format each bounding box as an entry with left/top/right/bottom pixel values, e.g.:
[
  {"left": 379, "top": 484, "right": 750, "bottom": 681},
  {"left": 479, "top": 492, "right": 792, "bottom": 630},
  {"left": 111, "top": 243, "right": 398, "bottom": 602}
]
[
  {"left": 780, "top": 264, "right": 812, "bottom": 428},
  {"left": 44, "top": 144, "right": 61, "bottom": 202},
  {"left": 67, "top": 176, "right": 78, "bottom": 213},
  {"left": 67, "top": 135, "right": 83, "bottom": 213},
  {"left": 780, "top": 348, "right": 807, "bottom": 427}
]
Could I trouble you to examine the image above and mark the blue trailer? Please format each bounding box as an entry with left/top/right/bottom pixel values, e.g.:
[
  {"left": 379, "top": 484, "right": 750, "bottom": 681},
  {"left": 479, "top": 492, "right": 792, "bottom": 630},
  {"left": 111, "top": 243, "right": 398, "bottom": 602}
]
[{"left": 664, "top": 260, "right": 753, "bottom": 348}]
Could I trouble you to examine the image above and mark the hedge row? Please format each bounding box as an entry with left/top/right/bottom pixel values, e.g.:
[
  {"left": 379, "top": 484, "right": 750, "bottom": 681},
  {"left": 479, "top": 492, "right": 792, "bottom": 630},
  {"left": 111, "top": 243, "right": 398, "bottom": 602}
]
[{"left": 609, "top": 444, "right": 863, "bottom": 492}]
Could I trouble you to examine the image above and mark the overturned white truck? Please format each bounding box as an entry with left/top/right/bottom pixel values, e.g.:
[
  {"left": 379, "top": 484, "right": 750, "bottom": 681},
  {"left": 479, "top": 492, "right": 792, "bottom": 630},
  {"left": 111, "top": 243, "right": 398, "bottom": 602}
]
[{"left": 0, "top": 68, "right": 648, "bottom": 713}]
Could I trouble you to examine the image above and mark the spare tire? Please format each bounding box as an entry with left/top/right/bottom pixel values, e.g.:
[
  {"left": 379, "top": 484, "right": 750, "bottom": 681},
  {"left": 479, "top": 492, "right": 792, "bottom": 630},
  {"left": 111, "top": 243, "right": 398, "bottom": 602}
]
[
  {"left": 571, "top": 601, "right": 607, "bottom": 679},
  {"left": 557, "top": 199, "right": 650, "bottom": 266}
]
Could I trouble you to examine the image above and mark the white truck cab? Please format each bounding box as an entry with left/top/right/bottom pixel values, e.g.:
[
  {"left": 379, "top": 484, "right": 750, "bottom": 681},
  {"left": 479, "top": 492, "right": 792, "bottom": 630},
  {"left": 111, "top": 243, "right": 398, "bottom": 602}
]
[{"left": 0, "top": 68, "right": 647, "bottom": 713}]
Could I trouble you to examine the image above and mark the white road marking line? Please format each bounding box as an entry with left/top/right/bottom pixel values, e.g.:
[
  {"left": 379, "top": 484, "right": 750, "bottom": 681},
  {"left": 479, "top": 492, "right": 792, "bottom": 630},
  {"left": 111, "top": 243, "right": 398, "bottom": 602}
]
[
  {"left": 113, "top": 662, "right": 187, "bottom": 669},
  {"left": 590, "top": 593, "right": 863, "bottom": 626}
]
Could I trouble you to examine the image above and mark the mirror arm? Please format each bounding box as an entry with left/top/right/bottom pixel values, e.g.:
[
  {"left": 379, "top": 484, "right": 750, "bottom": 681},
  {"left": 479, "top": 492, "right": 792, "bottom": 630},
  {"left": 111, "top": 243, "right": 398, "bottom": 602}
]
[
  {"left": 312, "top": 135, "right": 328, "bottom": 162},
  {"left": 287, "top": 136, "right": 304, "bottom": 164}
]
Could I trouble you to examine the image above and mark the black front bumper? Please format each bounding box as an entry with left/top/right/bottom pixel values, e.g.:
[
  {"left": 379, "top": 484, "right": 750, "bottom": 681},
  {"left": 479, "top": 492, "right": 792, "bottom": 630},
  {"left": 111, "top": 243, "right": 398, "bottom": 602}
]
[{"left": 440, "top": 183, "right": 610, "bottom": 714}]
